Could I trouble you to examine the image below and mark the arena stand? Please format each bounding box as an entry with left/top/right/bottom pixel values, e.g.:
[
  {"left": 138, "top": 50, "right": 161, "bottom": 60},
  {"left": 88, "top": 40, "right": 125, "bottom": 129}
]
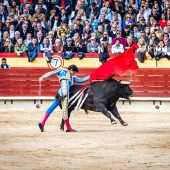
[{"left": 0, "top": 53, "right": 170, "bottom": 112}]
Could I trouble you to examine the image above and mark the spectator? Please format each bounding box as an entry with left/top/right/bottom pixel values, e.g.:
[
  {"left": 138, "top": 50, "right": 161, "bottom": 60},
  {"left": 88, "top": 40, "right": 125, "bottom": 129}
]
[
  {"left": 125, "top": 6, "right": 136, "bottom": 21},
  {"left": 72, "top": 32, "right": 80, "bottom": 46},
  {"left": 70, "top": 23, "right": 81, "bottom": 38},
  {"left": 155, "top": 40, "right": 167, "bottom": 61},
  {"left": 60, "top": 8, "right": 69, "bottom": 22},
  {"left": 88, "top": 13, "right": 98, "bottom": 32},
  {"left": 12, "top": 31, "right": 20, "bottom": 45},
  {"left": 62, "top": 38, "right": 75, "bottom": 59},
  {"left": 40, "top": 37, "right": 52, "bottom": 62},
  {"left": 55, "top": 0, "right": 72, "bottom": 15},
  {"left": 14, "top": 38, "right": 27, "bottom": 56},
  {"left": 82, "top": 32, "right": 89, "bottom": 45},
  {"left": 122, "top": 14, "right": 132, "bottom": 29},
  {"left": 137, "top": 38, "right": 147, "bottom": 63},
  {"left": 136, "top": 7, "right": 148, "bottom": 24},
  {"left": 57, "top": 20, "right": 70, "bottom": 38},
  {"left": 124, "top": 36, "right": 134, "bottom": 50},
  {"left": 98, "top": 13, "right": 106, "bottom": 25},
  {"left": 163, "top": 33, "right": 170, "bottom": 47},
  {"left": 122, "top": 25, "right": 130, "bottom": 38},
  {"left": 99, "top": 37, "right": 111, "bottom": 64},
  {"left": 109, "top": 24, "right": 119, "bottom": 38},
  {"left": 50, "top": 13, "right": 61, "bottom": 33},
  {"left": 133, "top": 25, "right": 140, "bottom": 40},
  {"left": 112, "top": 31, "right": 126, "bottom": 48},
  {"left": 0, "top": 58, "right": 10, "bottom": 69},
  {"left": 24, "top": 33, "right": 32, "bottom": 47},
  {"left": 32, "top": 8, "right": 46, "bottom": 26},
  {"left": 146, "top": 39, "right": 156, "bottom": 60},
  {"left": 1, "top": 31, "right": 9, "bottom": 48},
  {"left": 48, "top": 31, "right": 55, "bottom": 46},
  {"left": 20, "top": 23, "right": 31, "bottom": 40},
  {"left": 2, "top": 38, "right": 14, "bottom": 52},
  {"left": 111, "top": 39, "right": 124, "bottom": 56},
  {"left": 112, "top": 12, "right": 122, "bottom": 30},
  {"left": 150, "top": 32, "right": 160, "bottom": 45},
  {"left": 103, "top": 19, "right": 111, "bottom": 32},
  {"left": 9, "top": 24, "right": 15, "bottom": 39},
  {"left": 27, "top": 37, "right": 40, "bottom": 62},
  {"left": 51, "top": 38, "right": 64, "bottom": 53},
  {"left": 60, "top": 32, "right": 67, "bottom": 45},
  {"left": 87, "top": 36, "right": 99, "bottom": 53},
  {"left": 34, "top": 23, "right": 47, "bottom": 38},
  {"left": 86, "top": 2, "right": 99, "bottom": 19},
  {"left": 100, "top": 31, "right": 112, "bottom": 44},
  {"left": 96, "top": 25, "right": 104, "bottom": 39},
  {"left": 139, "top": 30, "right": 149, "bottom": 44},
  {"left": 76, "top": 38, "right": 87, "bottom": 60}
]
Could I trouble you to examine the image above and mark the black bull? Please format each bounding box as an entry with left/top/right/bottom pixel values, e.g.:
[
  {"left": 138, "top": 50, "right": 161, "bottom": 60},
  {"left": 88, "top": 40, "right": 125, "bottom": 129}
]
[{"left": 59, "top": 79, "right": 134, "bottom": 130}]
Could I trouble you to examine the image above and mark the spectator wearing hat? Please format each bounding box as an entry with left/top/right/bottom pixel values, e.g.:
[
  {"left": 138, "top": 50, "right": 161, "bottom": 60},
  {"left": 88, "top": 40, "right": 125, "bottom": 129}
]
[
  {"left": 51, "top": 38, "right": 64, "bottom": 53},
  {"left": 57, "top": 20, "right": 70, "bottom": 38},
  {"left": 111, "top": 39, "right": 124, "bottom": 56},
  {"left": 121, "top": 25, "right": 130, "bottom": 38},
  {"left": 100, "top": 31, "right": 112, "bottom": 44},
  {"left": 50, "top": 13, "right": 61, "bottom": 33},
  {"left": 99, "top": 36, "right": 111, "bottom": 63},
  {"left": 112, "top": 31, "right": 126, "bottom": 48},
  {"left": 124, "top": 36, "right": 134, "bottom": 50},
  {"left": 27, "top": 37, "right": 40, "bottom": 62},
  {"left": 88, "top": 13, "right": 98, "bottom": 32},
  {"left": 62, "top": 38, "right": 75, "bottom": 59},
  {"left": 103, "top": 19, "right": 111, "bottom": 33},
  {"left": 87, "top": 36, "right": 99, "bottom": 53},
  {"left": 86, "top": 2, "right": 100, "bottom": 19},
  {"left": 0, "top": 58, "right": 10, "bottom": 69},
  {"left": 128, "top": 19, "right": 134, "bottom": 31}
]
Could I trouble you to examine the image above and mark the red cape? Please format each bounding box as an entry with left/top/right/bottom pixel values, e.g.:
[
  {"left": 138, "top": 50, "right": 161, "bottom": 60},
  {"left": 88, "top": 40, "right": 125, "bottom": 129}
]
[{"left": 89, "top": 43, "right": 139, "bottom": 83}]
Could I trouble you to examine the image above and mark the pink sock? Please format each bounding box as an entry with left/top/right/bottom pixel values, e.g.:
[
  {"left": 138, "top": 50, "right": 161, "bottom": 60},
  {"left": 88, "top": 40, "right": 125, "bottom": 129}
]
[
  {"left": 41, "top": 114, "right": 50, "bottom": 127},
  {"left": 64, "top": 119, "right": 71, "bottom": 131}
]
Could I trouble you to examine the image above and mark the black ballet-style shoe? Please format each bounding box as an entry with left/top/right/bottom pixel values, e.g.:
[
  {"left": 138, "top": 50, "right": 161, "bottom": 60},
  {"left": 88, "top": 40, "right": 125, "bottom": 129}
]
[{"left": 38, "top": 123, "right": 44, "bottom": 132}]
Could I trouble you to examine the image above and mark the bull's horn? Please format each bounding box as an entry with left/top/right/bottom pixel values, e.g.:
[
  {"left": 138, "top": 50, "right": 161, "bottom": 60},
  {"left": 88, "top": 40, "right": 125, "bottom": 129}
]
[{"left": 120, "top": 81, "right": 131, "bottom": 85}]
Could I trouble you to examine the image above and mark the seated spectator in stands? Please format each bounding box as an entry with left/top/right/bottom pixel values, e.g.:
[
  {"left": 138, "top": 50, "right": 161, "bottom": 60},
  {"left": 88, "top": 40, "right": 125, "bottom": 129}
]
[
  {"left": 3, "top": 19, "right": 10, "bottom": 32},
  {"left": 9, "top": 24, "right": 15, "bottom": 39},
  {"left": 60, "top": 32, "right": 67, "bottom": 45},
  {"left": 145, "top": 39, "right": 156, "bottom": 60},
  {"left": 121, "top": 25, "right": 130, "bottom": 39},
  {"left": 50, "top": 13, "right": 61, "bottom": 33},
  {"left": 40, "top": 37, "right": 52, "bottom": 62},
  {"left": 76, "top": 38, "right": 87, "bottom": 60},
  {"left": 51, "top": 38, "right": 63, "bottom": 53},
  {"left": 0, "top": 58, "right": 10, "bottom": 69},
  {"left": 112, "top": 31, "right": 126, "bottom": 47},
  {"left": 24, "top": 33, "right": 32, "bottom": 47},
  {"left": 144, "top": 26, "right": 150, "bottom": 39},
  {"left": 124, "top": 36, "right": 134, "bottom": 50},
  {"left": 86, "top": 2, "right": 99, "bottom": 19},
  {"left": 109, "top": 24, "right": 119, "bottom": 39},
  {"left": 82, "top": 32, "right": 89, "bottom": 45},
  {"left": 70, "top": 23, "right": 81, "bottom": 38},
  {"left": 111, "top": 39, "right": 124, "bottom": 56},
  {"left": 37, "top": 3, "right": 48, "bottom": 16},
  {"left": 136, "top": 7, "right": 148, "bottom": 24},
  {"left": 20, "top": 0, "right": 33, "bottom": 14},
  {"left": 32, "top": 8, "right": 46, "bottom": 26},
  {"left": 62, "top": 38, "right": 75, "bottom": 59},
  {"left": 87, "top": 36, "right": 99, "bottom": 53},
  {"left": 35, "top": 0, "right": 47, "bottom": 11},
  {"left": 0, "top": 5, "right": 7, "bottom": 23},
  {"left": 48, "top": 31, "right": 55, "bottom": 46},
  {"left": 96, "top": 25, "right": 104, "bottom": 39},
  {"left": 122, "top": 14, "right": 132, "bottom": 30},
  {"left": 138, "top": 19, "right": 147, "bottom": 32},
  {"left": 125, "top": 6, "right": 136, "bottom": 21},
  {"left": 14, "top": 38, "right": 27, "bottom": 56},
  {"left": 23, "top": 14, "right": 32, "bottom": 30},
  {"left": 72, "top": 32, "right": 80, "bottom": 46},
  {"left": 2, "top": 38, "right": 14, "bottom": 52},
  {"left": 57, "top": 20, "right": 70, "bottom": 38},
  {"left": 20, "top": 9, "right": 32, "bottom": 22},
  {"left": 27, "top": 37, "right": 40, "bottom": 62},
  {"left": 0, "top": 31, "right": 9, "bottom": 48},
  {"left": 74, "top": 18, "right": 84, "bottom": 35},
  {"left": 100, "top": 31, "right": 112, "bottom": 44},
  {"left": 163, "top": 20, "right": 170, "bottom": 33},
  {"left": 164, "top": 6, "right": 170, "bottom": 20},
  {"left": 159, "top": 13, "right": 168, "bottom": 30},
  {"left": 100, "top": 7, "right": 112, "bottom": 22},
  {"left": 15, "top": 16, "right": 25, "bottom": 31},
  {"left": 11, "top": 31, "right": 20, "bottom": 45},
  {"left": 60, "top": 8, "right": 69, "bottom": 23},
  {"left": 83, "top": 24, "right": 92, "bottom": 36},
  {"left": 33, "top": 23, "right": 47, "bottom": 38},
  {"left": 151, "top": 8, "right": 160, "bottom": 21},
  {"left": 112, "top": 12, "right": 121, "bottom": 30},
  {"left": 150, "top": 32, "right": 160, "bottom": 45},
  {"left": 163, "top": 33, "right": 170, "bottom": 47},
  {"left": 129, "top": 31, "right": 138, "bottom": 42},
  {"left": 20, "top": 23, "right": 31, "bottom": 40},
  {"left": 155, "top": 40, "right": 168, "bottom": 60},
  {"left": 155, "top": 24, "right": 163, "bottom": 40},
  {"left": 98, "top": 13, "right": 106, "bottom": 25},
  {"left": 55, "top": 0, "right": 72, "bottom": 15},
  {"left": 88, "top": 13, "right": 98, "bottom": 32},
  {"left": 139, "top": 30, "right": 149, "bottom": 44},
  {"left": 103, "top": 19, "right": 111, "bottom": 33},
  {"left": 137, "top": 38, "right": 147, "bottom": 63},
  {"left": 90, "top": 32, "right": 100, "bottom": 43},
  {"left": 99, "top": 37, "right": 111, "bottom": 64},
  {"left": 100, "top": 0, "right": 111, "bottom": 14}
]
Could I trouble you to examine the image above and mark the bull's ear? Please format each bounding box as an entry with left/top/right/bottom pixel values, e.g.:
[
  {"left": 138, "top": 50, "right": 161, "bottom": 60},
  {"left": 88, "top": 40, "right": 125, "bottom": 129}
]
[{"left": 119, "top": 80, "right": 131, "bottom": 85}]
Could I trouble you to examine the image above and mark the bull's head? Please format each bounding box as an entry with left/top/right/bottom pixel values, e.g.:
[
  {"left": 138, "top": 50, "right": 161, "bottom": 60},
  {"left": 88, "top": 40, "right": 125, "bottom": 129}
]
[{"left": 118, "top": 81, "right": 134, "bottom": 100}]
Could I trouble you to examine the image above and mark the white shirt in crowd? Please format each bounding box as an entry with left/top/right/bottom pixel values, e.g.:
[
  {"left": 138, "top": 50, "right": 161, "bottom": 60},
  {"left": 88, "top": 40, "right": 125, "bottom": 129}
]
[{"left": 111, "top": 44, "right": 124, "bottom": 54}]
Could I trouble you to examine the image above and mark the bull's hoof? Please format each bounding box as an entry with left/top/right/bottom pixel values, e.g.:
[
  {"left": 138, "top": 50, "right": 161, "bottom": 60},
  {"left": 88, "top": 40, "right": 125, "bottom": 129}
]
[
  {"left": 38, "top": 123, "right": 44, "bottom": 132},
  {"left": 121, "top": 122, "right": 128, "bottom": 126},
  {"left": 60, "top": 127, "right": 64, "bottom": 131},
  {"left": 111, "top": 120, "right": 117, "bottom": 124},
  {"left": 66, "top": 128, "right": 77, "bottom": 132}
]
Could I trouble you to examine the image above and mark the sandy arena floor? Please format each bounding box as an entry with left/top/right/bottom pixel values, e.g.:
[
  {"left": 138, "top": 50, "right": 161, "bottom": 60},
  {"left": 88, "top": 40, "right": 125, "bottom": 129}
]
[{"left": 0, "top": 110, "right": 170, "bottom": 170}]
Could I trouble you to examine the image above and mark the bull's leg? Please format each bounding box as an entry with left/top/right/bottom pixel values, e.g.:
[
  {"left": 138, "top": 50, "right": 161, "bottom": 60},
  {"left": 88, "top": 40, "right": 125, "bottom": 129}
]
[
  {"left": 96, "top": 103, "right": 117, "bottom": 124},
  {"left": 110, "top": 105, "right": 128, "bottom": 126}
]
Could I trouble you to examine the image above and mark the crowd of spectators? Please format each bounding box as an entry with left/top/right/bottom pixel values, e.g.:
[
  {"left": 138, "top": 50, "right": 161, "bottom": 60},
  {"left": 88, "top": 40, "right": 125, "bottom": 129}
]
[{"left": 0, "top": 0, "right": 170, "bottom": 63}]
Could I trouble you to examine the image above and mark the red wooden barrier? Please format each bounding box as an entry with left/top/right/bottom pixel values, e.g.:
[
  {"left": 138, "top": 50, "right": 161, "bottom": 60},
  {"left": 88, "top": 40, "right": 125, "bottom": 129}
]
[{"left": 0, "top": 68, "right": 170, "bottom": 97}]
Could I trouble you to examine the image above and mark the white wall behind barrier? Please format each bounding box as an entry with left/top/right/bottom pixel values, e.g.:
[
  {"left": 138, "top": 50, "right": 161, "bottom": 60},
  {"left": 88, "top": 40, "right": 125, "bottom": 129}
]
[{"left": 0, "top": 97, "right": 170, "bottom": 112}]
